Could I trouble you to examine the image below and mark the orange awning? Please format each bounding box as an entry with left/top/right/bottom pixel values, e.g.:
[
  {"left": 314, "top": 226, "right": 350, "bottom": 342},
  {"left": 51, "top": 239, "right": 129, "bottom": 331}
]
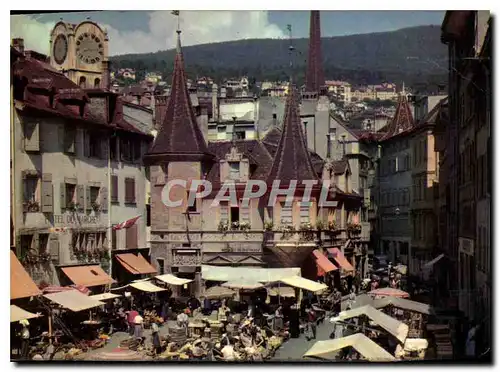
[
  {"left": 61, "top": 265, "right": 115, "bottom": 287},
  {"left": 115, "top": 253, "right": 157, "bottom": 275},
  {"left": 312, "top": 249, "right": 337, "bottom": 275},
  {"left": 327, "top": 248, "right": 355, "bottom": 272},
  {"left": 10, "top": 251, "right": 41, "bottom": 300}
]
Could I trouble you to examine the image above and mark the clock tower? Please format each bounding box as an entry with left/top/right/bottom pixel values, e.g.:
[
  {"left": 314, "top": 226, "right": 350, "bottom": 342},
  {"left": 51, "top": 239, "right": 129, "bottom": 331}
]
[{"left": 49, "top": 20, "right": 110, "bottom": 89}]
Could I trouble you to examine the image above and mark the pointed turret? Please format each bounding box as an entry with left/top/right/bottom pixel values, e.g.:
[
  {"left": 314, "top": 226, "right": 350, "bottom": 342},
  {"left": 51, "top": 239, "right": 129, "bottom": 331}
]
[
  {"left": 305, "top": 11, "right": 325, "bottom": 93},
  {"left": 380, "top": 91, "right": 415, "bottom": 141},
  {"left": 146, "top": 26, "right": 213, "bottom": 162},
  {"left": 266, "top": 83, "right": 320, "bottom": 186}
]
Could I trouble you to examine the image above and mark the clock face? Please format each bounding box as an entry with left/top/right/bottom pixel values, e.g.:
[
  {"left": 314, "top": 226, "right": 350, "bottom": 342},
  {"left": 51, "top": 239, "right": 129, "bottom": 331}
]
[
  {"left": 76, "top": 32, "right": 104, "bottom": 65},
  {"left": 53, "top": 34, "right": 68, "bottom": 65}
]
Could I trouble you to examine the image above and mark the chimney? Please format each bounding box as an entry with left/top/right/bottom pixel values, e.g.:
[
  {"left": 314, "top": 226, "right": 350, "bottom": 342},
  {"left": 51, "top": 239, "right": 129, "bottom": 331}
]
[
  {"left": 197, "top": 106, "right": 209, "bottom": 143},
  {"left": 341, "top": 134, "right": 346, "bottom": 157},
  {"left": 326, "top": 133, "right": 331, "bottom": 158},
  {"left": 101, "top": 60, "right": 111, "bottom": 90},
  {"left": 12, "top": 38, "right": 24, "bottom": 54},
  {"left": 211, "top": 83, "right": 218, "bottom": 122},
  {"left": 303, "top": 121, "right": 308, "bottom": 148}
]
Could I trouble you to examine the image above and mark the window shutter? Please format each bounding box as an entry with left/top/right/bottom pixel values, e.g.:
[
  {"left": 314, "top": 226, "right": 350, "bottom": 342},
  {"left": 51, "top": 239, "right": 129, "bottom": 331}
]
[
  {"left": 24, "top": 121, "right": 40, "bottom": 152},
  {"left": 49, "top": 236, "right": 60, "bottom": 261},
  {"left": 85, "top": 185, "right": 91, "bottom": 212},
  {"left": 299, "top": 201, "right": 310, "bottom": 223},
  {"left": 83, "top": 130, "right": 90, "bottom": 157},
  {"left": 111, "top": 175, "right": 118, "bottom": 202},
  {"left": 130, "top": 178, "right": 136, "bottom": 203},
  {"left": 125, "top": 224, "right": 138, "bottom": 248},
  {"left": 60, "top": 182, "right": 66, "bottom": 210},
  {"left": 124, "top": 178, "right": 130, "bottom": 203},
  {"left": 64, "top": 125, "right": 76, "bottom": 154},
  {"left": 100, "top": 187, "right": 108, "bottom": 212},
  {"left": 41, "top": 174, "right": 53, "bottom": 213},
  {"left": 240, "top": 199, "right": 250, "bottom": 223},
  {"left": 111, "top": 229, "right": 117, "bottom": 250},
  {"left": 280, "top": 202, "right": 293, "bottom": 224},
  {"left": 77, "top": 185, "right": 85, "bottom": 211},
  {"left": 220, "top": 202, "right": 229, "bottom": 222}
]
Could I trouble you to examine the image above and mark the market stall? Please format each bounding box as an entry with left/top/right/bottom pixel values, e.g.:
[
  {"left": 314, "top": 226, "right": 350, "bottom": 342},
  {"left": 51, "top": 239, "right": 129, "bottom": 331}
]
[
  {"left": 11, "top": 305, "right": 42, "bottom": 323},
  {"left": 303, "top": 333, "right": 396, "bottom": 361},
  {"left": 368, "top": 288, "right": 410, "bottom": 299},
  {"left": 395, "top": 338, "right": 429, "bottom": 360},
  {"left": 331, "top": 305, "right": 409, "bottom": 344}
]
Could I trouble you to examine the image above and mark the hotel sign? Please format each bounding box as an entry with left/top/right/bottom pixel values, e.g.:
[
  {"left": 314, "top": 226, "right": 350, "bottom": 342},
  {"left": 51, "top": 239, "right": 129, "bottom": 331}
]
[
  {"left": 53, "top": 214, "right": 100, "bottom": 225},
  {"left": 459, "top": 237, "right": 474, "bottom": 256}
]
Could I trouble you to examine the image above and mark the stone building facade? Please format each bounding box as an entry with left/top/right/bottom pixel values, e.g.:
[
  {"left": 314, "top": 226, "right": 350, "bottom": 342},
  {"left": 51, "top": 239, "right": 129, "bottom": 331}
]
[
  {"left": 376, "top": 94, "right": 415, "bottom": 270},
  {"left": 11, "top": 44, "right": 152, "bottom": 286},
  {"left": 145, "top": 30, "right": 365, "bottom": 297},
  {"left": 441, "top": 11, "right": 491, "bottom": 355},
  {"left": 408, "top": 96, "right": 447, "bottom": 272}
]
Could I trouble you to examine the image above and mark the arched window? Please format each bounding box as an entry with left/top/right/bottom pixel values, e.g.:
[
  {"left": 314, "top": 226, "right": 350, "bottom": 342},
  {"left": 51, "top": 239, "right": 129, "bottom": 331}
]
[
  {"left": 94, "top": 78, "right": 101, "bottom": 88},
  {"left": 79, "top": 76, "right": 86, "bottom": 88}
]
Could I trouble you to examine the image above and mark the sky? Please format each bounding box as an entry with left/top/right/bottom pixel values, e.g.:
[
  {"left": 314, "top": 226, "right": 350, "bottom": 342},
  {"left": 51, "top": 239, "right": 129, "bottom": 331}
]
[{"left": 10, "top": 10, "right": 445, "bottom": 56}]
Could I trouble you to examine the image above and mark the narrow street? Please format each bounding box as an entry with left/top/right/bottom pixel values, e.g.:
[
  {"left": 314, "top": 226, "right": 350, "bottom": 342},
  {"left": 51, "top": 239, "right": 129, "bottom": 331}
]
[{"left": 271, "top": 296, "right": 350, "bottom": 361}]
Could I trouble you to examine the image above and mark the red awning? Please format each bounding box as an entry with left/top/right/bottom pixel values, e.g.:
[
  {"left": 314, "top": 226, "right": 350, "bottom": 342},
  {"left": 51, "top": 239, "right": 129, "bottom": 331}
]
[
  {"left": 327, "top": 247, "right": 355, "bottom": 272},
  {"left": 312, "top": 249, "right": 337, "bottom": 276}
]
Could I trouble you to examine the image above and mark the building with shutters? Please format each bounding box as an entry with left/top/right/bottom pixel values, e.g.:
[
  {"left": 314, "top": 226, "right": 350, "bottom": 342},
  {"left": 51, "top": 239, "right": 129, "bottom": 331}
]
[
  {"left": 145, "top": 26, "right": 366, "bottom": 298},
  {"left": 10, "top": 42, "right": 152, "bottom": 286},
  {"left": 376, "top": 92, "right": 415, "bottom": 271},
  {"left": 440, "top": 11, "right": 491, "bottom": 355},
  {"left": 407, "top": 95, "right": 446, "bottom": 273}
]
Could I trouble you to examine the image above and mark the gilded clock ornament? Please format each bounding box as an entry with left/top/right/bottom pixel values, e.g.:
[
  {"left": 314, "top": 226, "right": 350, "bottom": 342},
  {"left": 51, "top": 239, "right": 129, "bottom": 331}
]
[
  {"left": 53, "top": 34, "right": 68, "bottom": 65},
  {"left": 76, "top": 32, "right": 104, "bottom": 64}
]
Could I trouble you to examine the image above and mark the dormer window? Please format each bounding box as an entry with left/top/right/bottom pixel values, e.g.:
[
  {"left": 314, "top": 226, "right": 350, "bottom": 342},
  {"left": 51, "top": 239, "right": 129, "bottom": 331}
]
[{"left": 229, "top": 162, "right": 240, "bottom": 180}]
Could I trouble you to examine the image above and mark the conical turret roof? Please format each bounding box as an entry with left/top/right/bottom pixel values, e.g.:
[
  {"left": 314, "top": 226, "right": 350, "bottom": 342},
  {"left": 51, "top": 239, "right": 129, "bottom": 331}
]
[
  {"left": 147, "top": 31, "right": 213, "bottom": 162},
  {"left": 266, "top": 84, "right": 319, "bottom": 186},
  {"left": 380, "top": 93, "right": 415, "bottom": 141}
]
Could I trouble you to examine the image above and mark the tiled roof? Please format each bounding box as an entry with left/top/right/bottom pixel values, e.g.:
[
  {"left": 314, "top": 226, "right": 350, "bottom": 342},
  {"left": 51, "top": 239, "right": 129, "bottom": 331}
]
[
  {"left": 12, "top": 49, "right": 151, "bottom": 138},
  {"left": 147, "top": 33, "right": 213, "bottom": 161},
  {"left": 206, "top": 140, "right": 273, "bottom": 187},
  {"left": 266, "top": 85, "right": 320, "bottom": 186},
  {"left": 380, "top": 94, "right": 415, "bottom": 141},
  {"left": 331, "top": 158, "right": 349, "bottom": 175}
]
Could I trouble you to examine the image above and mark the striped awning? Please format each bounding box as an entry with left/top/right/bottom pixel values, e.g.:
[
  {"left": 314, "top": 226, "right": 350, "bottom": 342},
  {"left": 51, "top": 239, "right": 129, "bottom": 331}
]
[
  {"left": 115, "top": 253, "right": 157, "bottom": 275},
  {"left": 327, "top": 248, "right": 355, "bottom": 273},
  {"left": 312, "top": 249, "right": 337, "bottom": 276}
]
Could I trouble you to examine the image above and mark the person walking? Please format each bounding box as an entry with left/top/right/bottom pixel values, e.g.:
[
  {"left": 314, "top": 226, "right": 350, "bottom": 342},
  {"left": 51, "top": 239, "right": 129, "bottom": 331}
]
[
  {"left": 348, "top": 289, "right": 356, "bottom": 309},
  {"left": 306, "top": 307, "right": 317, "bottom": 340},
  {"left": 151, "top": 321, "right": 162, "bottom": 355},
  {"left": 19, "top": 319, "right": 30, "bottom": 360},
  {"left": 133, "top": 312, "right": 144, "bottom": 342},
  {"left": 333, "top": 289, "right": 342, "bottom": 316}
]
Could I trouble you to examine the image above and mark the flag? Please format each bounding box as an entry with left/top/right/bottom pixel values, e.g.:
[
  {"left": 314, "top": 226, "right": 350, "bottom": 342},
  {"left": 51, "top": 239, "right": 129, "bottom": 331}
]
[
  {"left": 171, "top": 10, "right": 180, "bottom": 16},
  {"left": 112, "top": 216, "right": 141, "bottom": 231}
]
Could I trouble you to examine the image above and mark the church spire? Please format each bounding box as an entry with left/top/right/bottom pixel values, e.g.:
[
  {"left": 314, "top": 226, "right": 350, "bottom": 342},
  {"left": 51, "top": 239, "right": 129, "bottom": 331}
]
[
  {"left": 305, "top": 11, "right": 325, "bottom": 93},
  {"left": 174, "top": 10, "right": 182, "bottom": 53}
]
